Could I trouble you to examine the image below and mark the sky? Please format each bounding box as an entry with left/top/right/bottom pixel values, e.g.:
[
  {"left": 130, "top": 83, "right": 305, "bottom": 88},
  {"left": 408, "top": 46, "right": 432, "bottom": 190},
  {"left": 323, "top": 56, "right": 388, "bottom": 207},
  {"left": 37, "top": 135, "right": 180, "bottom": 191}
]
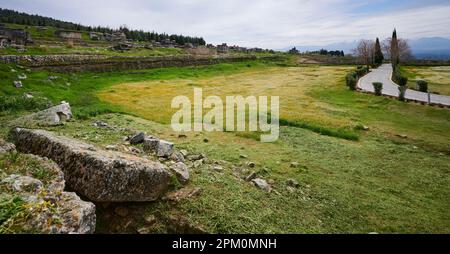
[{"left": 1, "top": 0, "right": 449, "bottom": 49}]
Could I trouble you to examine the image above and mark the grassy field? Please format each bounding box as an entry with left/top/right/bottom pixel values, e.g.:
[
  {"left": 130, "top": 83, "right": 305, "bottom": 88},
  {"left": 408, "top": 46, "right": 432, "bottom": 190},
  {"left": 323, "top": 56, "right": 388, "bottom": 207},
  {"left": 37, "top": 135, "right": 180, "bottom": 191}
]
[
  {"left": 403, "top": 66, "right": 450, "bottom": 96},
  {"left": 0, "top": 60, "right": 449, "bottom": 233}
]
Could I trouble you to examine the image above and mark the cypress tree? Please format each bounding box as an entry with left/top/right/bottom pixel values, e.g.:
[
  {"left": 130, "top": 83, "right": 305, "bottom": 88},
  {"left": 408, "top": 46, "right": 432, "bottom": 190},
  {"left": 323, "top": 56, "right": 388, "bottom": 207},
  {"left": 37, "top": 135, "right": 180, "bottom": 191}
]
[
  {"left": 374, "top": 38, "right": 384, "bottom": 67},
  {"left": 391, "top": 29, "right": 400, "bottom": 67}
]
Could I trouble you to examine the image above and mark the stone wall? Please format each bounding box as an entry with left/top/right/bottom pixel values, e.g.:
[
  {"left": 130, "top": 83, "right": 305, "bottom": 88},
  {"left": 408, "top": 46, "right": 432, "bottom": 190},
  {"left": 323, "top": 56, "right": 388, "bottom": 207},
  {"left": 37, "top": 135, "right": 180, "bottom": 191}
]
[{"left": 0, "top": 54, "right": 273, "bottom": 72}]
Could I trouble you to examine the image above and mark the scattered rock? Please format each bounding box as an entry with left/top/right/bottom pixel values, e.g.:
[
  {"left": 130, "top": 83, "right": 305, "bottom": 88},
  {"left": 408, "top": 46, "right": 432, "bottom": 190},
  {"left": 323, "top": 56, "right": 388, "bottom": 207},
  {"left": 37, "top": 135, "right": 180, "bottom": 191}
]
[
  {"left": 17, "top": 74, "right": 27, "bottom": 80},
  {"left": 143, "top": 138, "right": 160, "bottom": 153},
  {"left": 188, "top": 154, "right": 205, "bottom": 161},
  {"left": 137, "top": 226, "right": 151, "bottom": 234},
  {"left": 11, "top": 128, "right": 172, "bottom": 202},
  {"left": 1, "top": 174, "right": 43, "bottom": 193},
  {"left": 239, "top": 154, "right": 248, "bottom": 159},
  {"left": 13, "top": 80, "right": 23, "bottom": 88},
  {"left": 397, "top": 134, "right": 408, "bottom": 139},
  {"left": 129, "top": 132, "right": 146, "bottom": 145},
  {"left": 286, "top": 179, "right": 300, "bottom": 188},
  {"left": 212, "top": 165, "right": 223, "bottom": 172},
  {"left": 157, "top": 140, "right": 174, "bottom": 158},
  {"left": 246, "top": 162, "right": 256, "bottom": 168},
  {"left": 105, "top": 145, "right": 117, "bottom": 151},
  {"left": 0, "top": 139, "right": 16, "bottom": 154},
  {"left": 10, "top": 68, "right": 17, "bottom": 72},
  {"left": 245, "top": 172, "right": 257, "bottom": 182},
  {"left": 169, "top": 162, "right": 190, "bottom": 184},
  {"left": 193, "top": 159, "right": 203, "bottom": 168},
  {"left": 286, "top": 186, "right": 296, "bottom": 193},
  {"left": 16, "top": 102, "right": 72, "bottom": 126},
  {"left": 165, "top": 187, "right": 202, "bottom": 202},
  {"left": 23, "top": 93, "right": 34, "bottom": 99},
  {"left": 363, "top": 126, "right": 370, "bottom": 131},
  {"left": 171, "top": 151, "right": 185, "bottom": 163},
  {"left": 128, "top": 146, "right": 142, "bottom": 155},
  {"left": 144, "top": 215, "right": 157, "bottom": 225},
  {"left": 178, "top": 134, "right": 187, "bottom": 139},
  {"left": 93, "top": 120, "right": 109, "bottom": 128},
  {"left": 180, "top": 149, "right": 188, "bottom": 157},
  {"left": 48, "top": 76, "right": 59, "bottom": 81},
  {"left": 114, "top": 206, "right": 129, "bottom": 217},
  {"left": 290, "top": 162, "right": 300, "bottom": 168},
  {"left": 251, "top": 178, "right": 271, "bottom": 192}
]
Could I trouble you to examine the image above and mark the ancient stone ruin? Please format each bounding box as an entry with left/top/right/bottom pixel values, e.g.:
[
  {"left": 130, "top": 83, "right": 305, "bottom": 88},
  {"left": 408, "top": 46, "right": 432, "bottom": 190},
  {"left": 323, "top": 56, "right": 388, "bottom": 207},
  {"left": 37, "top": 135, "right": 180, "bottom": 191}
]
[{"left": 0, "top": 24, "right": 33, "bottom": 48}]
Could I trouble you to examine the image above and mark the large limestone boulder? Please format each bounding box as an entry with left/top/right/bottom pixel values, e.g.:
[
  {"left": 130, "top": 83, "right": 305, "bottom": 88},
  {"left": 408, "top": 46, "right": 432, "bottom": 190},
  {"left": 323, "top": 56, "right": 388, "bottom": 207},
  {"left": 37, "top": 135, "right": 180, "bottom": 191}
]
[
  {"left": 16, "top": 101, "right": 73, "bottom": 126},
  {"left": 10, "top": 128, "right": 173, "bottom": 202}
]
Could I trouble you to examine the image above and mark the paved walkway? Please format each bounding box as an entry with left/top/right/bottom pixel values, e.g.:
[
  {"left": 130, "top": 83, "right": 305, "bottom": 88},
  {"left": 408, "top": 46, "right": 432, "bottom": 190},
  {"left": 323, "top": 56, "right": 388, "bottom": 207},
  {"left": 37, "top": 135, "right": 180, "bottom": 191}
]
[{"left": 358, "top": 64, "right": 450, "bottom": 106}]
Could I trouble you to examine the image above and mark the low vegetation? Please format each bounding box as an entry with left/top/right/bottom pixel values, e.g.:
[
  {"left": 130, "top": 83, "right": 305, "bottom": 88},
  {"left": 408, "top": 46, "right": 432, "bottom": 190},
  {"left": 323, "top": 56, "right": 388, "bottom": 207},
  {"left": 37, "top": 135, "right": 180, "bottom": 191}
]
[
  {"left": 372, "top": 82, "right": 383, "bottom": 96},
  {"left": 0, "top": 58, "right": 449, "bottom": 233},
  {"left": 402, "top": 66, "right": 450, "bottom": 95}
]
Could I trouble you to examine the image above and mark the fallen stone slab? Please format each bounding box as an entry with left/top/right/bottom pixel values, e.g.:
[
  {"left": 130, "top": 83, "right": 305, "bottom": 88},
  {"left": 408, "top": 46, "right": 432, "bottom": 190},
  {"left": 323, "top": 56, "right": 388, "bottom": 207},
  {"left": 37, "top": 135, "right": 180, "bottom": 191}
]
[
  {"left": 10, "top": 128, "right": 173, "bottom": 202},
  {"left": 16, "top": 101, "right": 73, "bottom": 126}
]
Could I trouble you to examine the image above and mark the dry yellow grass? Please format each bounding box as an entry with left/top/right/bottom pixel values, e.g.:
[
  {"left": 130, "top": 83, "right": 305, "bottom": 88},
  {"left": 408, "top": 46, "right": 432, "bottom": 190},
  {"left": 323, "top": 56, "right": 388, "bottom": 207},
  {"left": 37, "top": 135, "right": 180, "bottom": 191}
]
[
  {"left": 97, "top": 66, "right": 353, "bottom": 129},
  {"left": 404, "top": 66, "right": 450, "bottom": 95}
]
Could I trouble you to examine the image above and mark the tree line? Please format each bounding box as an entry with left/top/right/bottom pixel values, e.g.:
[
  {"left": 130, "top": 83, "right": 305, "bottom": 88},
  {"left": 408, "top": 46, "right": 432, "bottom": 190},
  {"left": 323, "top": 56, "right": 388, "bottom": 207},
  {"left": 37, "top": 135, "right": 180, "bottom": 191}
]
[
  {"left": 0, "top": 8, "right": 206, "bottom": 45},
  {"left": 352, "top": 31, "right": 413, "bottom": 68}
]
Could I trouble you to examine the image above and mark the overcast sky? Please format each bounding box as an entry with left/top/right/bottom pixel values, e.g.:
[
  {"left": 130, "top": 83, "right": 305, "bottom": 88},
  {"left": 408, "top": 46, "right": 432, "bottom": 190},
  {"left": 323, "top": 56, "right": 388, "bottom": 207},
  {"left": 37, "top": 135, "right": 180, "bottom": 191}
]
[{"left": 1, "top": 0, "right": 449, "bottom": 49}]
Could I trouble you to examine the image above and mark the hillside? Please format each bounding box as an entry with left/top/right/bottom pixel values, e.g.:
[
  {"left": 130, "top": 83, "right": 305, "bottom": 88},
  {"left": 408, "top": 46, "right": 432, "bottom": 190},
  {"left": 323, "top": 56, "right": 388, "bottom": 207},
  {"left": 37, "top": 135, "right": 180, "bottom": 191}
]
[{"left": 0, "top": 8, "right": 206, "bottom": 45}]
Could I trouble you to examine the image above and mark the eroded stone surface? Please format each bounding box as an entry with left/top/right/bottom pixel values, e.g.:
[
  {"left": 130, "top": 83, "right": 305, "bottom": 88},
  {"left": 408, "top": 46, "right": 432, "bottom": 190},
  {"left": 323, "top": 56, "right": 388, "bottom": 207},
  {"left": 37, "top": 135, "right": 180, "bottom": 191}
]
[
  {"left": 10, "top": 128, "right": 172, "bottom": 202},
  {"left": 0, "top": 153, "right": 96, "bottom": 234}
]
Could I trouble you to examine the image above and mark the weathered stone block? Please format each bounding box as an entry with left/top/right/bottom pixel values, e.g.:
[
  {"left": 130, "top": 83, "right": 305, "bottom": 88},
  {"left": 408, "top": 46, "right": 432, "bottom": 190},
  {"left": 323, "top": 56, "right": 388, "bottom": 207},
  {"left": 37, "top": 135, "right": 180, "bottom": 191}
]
[{"left": 10, "top": 128, "right": 172, "bottom": 202}]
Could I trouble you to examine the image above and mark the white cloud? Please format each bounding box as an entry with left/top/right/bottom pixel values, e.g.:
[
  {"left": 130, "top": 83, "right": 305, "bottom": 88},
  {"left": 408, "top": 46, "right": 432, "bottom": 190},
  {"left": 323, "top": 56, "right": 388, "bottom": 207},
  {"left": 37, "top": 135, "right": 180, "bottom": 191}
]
[{"left": 1, "top": 0, "right": 449, "bottom": 48}]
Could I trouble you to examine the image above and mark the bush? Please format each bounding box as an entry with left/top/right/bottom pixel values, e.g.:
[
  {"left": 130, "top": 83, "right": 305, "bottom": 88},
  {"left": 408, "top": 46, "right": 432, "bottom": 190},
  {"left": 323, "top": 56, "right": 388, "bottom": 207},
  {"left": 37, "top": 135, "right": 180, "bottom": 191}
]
[
  {"left": 356, "top": 66, "right": 369, "bottom": 77},
  {"left": 346, "top": 72, "right": 358, "bottom": 90},
  {"left": 398, "top": 85, "right": 408, "bottom": 101},
  {"left": 393, "top": 68, "right": 408, "bottom": 86},
  {"left": 372, "top": 82, "right": 383, "bottom": 96},
  {"left": 416, "top": 80, "right": 428, "bottom": 92}
]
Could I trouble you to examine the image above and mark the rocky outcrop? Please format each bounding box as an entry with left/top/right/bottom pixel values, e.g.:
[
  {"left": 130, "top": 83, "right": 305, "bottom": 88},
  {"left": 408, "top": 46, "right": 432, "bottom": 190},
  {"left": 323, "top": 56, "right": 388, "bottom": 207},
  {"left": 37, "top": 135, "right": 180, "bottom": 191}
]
[
  {"left": 10, "top": 128, "right": 173, "bottom": 202},
  {"left": 0, "top": 154, "right": 96, "bottom": 234},
  {"left": 0, "top": 139, "right": 16, "bottom": 154}
]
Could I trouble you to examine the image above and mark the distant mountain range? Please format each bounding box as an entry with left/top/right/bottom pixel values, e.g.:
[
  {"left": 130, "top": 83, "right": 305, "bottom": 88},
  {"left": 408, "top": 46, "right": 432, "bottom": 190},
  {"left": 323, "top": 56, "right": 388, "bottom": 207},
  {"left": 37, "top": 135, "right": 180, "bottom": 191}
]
[{"left": 284, "top": 37, "right": 450, "bottom": 60}]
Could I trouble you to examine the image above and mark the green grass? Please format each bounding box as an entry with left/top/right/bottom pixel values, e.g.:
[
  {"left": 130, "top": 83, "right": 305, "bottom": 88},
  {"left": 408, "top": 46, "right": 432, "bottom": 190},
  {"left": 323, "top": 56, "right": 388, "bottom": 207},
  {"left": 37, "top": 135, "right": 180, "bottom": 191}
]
[
  {"left": 403, "top": 66, "right": 450, "bottom": 95},
  {"left": 0, "top": 195, "right": 26, "bottom": 230},
  {"left": 279, "top": 118, "right": 359, "bottom": 141},
  {"left": 0, "top": 59, "right": 449, "bottom": 234}
]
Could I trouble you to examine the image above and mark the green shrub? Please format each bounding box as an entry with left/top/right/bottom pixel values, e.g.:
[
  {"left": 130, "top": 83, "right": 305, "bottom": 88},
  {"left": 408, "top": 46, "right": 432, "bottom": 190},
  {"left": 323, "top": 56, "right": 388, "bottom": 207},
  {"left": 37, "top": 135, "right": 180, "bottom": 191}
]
[
  {"left": 356, "top": 67, "right": 368, "bottom": 77},
  {"left": 346, "top": 72, "right": 358, "bottom": 90},
  {"left": 393, "top": 68, "right": 408, "bottom": 86},
  {"left": 398, "top": 85, "right": 408, "bottom": 101},
  {"left": 416, "top": 80, "right": 428, "bottom": 92},
  {"left": 372, "top": 82, "right": 383, "bottom": 96}
]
